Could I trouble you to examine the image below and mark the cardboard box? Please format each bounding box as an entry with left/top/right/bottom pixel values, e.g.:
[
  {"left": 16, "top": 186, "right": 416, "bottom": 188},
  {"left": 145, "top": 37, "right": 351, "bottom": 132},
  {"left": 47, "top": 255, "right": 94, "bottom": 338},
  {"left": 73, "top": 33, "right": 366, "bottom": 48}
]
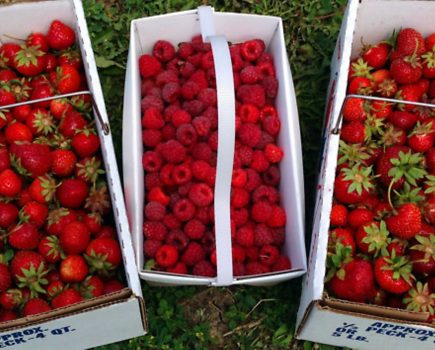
[
  {"left": 122, "top": 6, "right": 307, "bottom": 286},
  {"left": 296, "top": 1, "right": 435, "bottom": 349},
  {"left": 0, "top": 1, "right": 146, "bottom": 348}
]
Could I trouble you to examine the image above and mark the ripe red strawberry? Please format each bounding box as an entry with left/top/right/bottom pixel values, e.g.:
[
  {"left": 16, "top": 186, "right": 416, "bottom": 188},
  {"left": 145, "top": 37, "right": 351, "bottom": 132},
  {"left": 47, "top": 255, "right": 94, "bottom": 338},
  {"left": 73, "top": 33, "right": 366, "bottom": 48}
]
[
  {"left": 374, "top": 253, "right": 414, "bottom": 294},
  {"left": 60, "top": 221, "right": 90, "bottom": 255},
  {"left": 56, "top": 178, "right": 89, "bottom": 208},
  {"left": 340, "top": 121, "right": 366, "bottom": 144},
  {"left": 362, "top": 42, "right": 390, "bottom": 69},
  {"left": 58, "top": 49, "right": 82, "bottom": 70},
  {"left": 408, "top": 122, "right": 434, "bottom": 152},
  {"left": 347, "top": 76, "right": 373, "bottom": 95},
  {"left": 27, "top": 32, "right": 49, "bottom": 52},
  {"left": 0, "top": 86, "right": 16, "bottom": 107},
  {"left": 0, "top": 169, "right": 22, "bottom": 197},
  {"left": 60, "top": 255, "right": 89, "bottom": 283},
  {"left": 355, "top": 220, "right": 390, "bottom": 256},
  {"left": 71, "top": 129, "right": 100, "bottom": 158},
  {"left": 14, "top": 45, "right": 46, "bottom": 77},
  {"left": 59, "top": 110, "right": 88, "bottom": 137},
  {"left": 0, "top": 263, "right": 12, "bottom": 292},
  {"left": 19, "top": 201, "right": 48, "bottom": 228},
  {"left": 51, "top": 149, "right": 77, "bottom": 177},
  {"left": 79, "top": 275, "right": 104, "bottom": 299},
  {"left": 30, "top": 83, "right": 54, "bottom": 108},
  {"left": 8, "top": 222, "right": 39, "bottom": 250},
  {"left": 0, "top": 289, "right": 23, "bottom": 310},
  {"left": 0, "top": 43, "right": 21, "bottom": 68},
  {"left": 0, "top": 202, "right": 19, "bottom": 228},
  {"left": 377, "top": 78, "right": 398, "bottom": 97},
  {"left": 390, "top": 55, "right": 422, "bottom": 85},
  {"left": 9, "top": 142, "right": 52, "bottom": 178},
  {"left": 330, "top": 204, "right": 348, "bottom": 227},
  {"left": 52, "top": 64, "right": 81, "bottom": 94},
  {"left": 409, "top": 235, "right": 435, "bottom": 277},
  {"left": 46, "top": 208, "right": 77, "bottom": 236},
  {"left": 38, "top": 235, "right": 63, "bottom": 263},
  {"left": 395, "top": 28, "right": 425, "bottom": 57},
  {"left": 23, "top": 298, "right": 51, "bottom": 316},
  {"left": 347, "top": 207, "right": 374, "bottom": 228},
  {"left": 85, "top": 237, "right": 122, "bottom": 275},
  {"left": 334, "top": 165, "right": 374, "bottom": 204},
  {"left": 5, "top": 121, "right": 32, "bottom": 143},
  {"left": 328, "top": 228, "right": 355, "bottom": 254},
  {"left": 0, "top": 147, "right": 10, "bottom": 172},
  {"left": 386, "top": 203, "right": 422, "bottom": 239},
  {"left": 26, "top": 107, "right": 55, "bottom": 136},
  {"left": 29, "top": 175, "right": 57, "bottom": 204},
  {"left": 50, "top": 98, "right": 73, "bottom": 119},
  {"left": 388, "top": 111, "right": 417, "bottom": 131},
  {"left": 396, "top": 84, "right": 423, "bottom": 112},
  {"left": 51, "top": 288, "right": 83, "bottom": 309},
  {"left": 47, "top": 20, "right": 76, "bottom": 50},
  {"left": 103, "top": 279, "right": 125, "bottom": 294}
]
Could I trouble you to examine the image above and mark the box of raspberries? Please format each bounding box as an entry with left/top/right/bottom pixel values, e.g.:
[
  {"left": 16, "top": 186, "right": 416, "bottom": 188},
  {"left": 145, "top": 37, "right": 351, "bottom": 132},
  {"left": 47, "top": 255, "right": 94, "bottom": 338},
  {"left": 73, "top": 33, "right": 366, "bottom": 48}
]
[
  {"left": 0, "top": 0, "right": 146, "bottom": 349},
  {"left": 297, "top": 0, "right": 435, "bottom": 349},
  {"left": 122, "top": 6, "right": 307, "bottom": 285}
]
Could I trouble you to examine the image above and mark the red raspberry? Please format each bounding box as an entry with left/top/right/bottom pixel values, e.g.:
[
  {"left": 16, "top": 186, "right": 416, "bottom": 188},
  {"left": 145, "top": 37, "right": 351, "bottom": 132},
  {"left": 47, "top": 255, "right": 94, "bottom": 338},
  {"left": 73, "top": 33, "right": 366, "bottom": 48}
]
[
  {"left": 155, "top": 245, "right": 178, "bottom": 267},
  {"left": 192, "top": 116, "right": 211, "bottom": 138},
  {"left": 203, "top": 106, "right": 218, "bottom": 129},
  {"left": 262, "top": 116, "right": 281, "bottom": 136},
  {"left": 184, "top": 219, "right": 205, "bottom": 239},
  {"left": 262, "top": 165, "right": 280, "bottom": 186},
  {"left": 232, "top": 169, "right": 247, "bottom": 187},
  {"left": 141, "top": 95, "right": 164, "bottom": 112},
  {"left": 239, "top": 104, "right": 260, "bottom": 123},
  {"left": 230, "top": 45, "right": 244, "bottom": 71},
  {"left": 232, "top": 207, "right": 249, "bottom": 227},
  {"left": 172, "top": 163, "right": 192, "bottom": 185},
  {"left": 145, "top": 173, "right": 162, "bottom": 190},
  {"left": 141, "top": 79, "right": 156, "bottom": 96},
  {"left": 139, "top": 54, "right": 161, "bottom": 78},
  {"left": 259, "top": 245, "right": 279, "bottom": 266},
  {"left": 237, "top": 84, "right": 266, "bottom": 107},
  {"left": 178, "top": 183, "right": 193, "bottom": 197},
  {"left": 142, "top": 151, "right": 162, "bottom": 172},
  {"left": 180, "top": 62, "right": 196, "bottom": 78},
  {"left": 156, "top": 70, "right": 178, "bottom": 86},
  {"left": 167, "top": 58, "right": 180, "bottom": 71},
  {"left": 193, "top": 261, "right": 215, "bottom": 277},
  {"left": 251, "top": 150, "right": 270, "bottom": 172},
  {"left": 198, "top": 88, "right": 217, "bottom": 107},
  {"left": 245, "top": 169, "right": 262, "bottom": 191},
  {"left": 260, "top": 105, "right": 278, "bottom": 119},
  {"left": 142, "top": 129, "right": 162, "bottom": 148},
  {"left": 176, "top": 124, "right": 197, "bottom": 146},
  {"left": 160, "top": 164, "right": 175, "bottom": 186},
  {"left": 272, "top": 255, "right": 292, "bottom": 271},
  {"left": 251, "top": 201, "right": 273, "bottom": 223},
  {"left": 162, "top": 82, "right": 180, "bottom": 103},
  {"left": 257, "top": 62, "right": 275, "bottom": 79},
  {"left": 245, "top": 262, "right": 269, "bottom": 275},
  {"left": 261, "top": 76, "right": 278, "bottom": 98},
  {"left": 236, "top": 224, "right": 255, "bottom": 247},
  {"left": 163, "top": 214, "right": 181, "bottom": 230},
  {"left": 254, "top": 224, "right": 274, "bottom": 246},
  {"left": 159, "top": 140, "right": 186, "bottom": 163},
  {"left": 178, "top": 42, "right": 194, "bottom": 59},
  {"left": 236, "top": 145, "right": 253, "bottom": 166},
  {"left": 142, "top": 107, "right": 164, "bottom": 129},
  {"left": 163, "top": 104, "right": 179, "bottom": 119},
  {"left": 173, "top": 199, "right": 196, "bottom": 222},
  {"left": 240, "top": 65, "right": 259, "bottom": 84},
  {"left": 267, "top": 205, "right": 286, "bottom": 227},
  {"left": 167, "top": 262, "right": 188, "bottom": 274},
  {"left": 183, "top": 100, "right": 205, "bottom": 116},
  {"left": 145, "top": 201, "right": 166, "bottom": 221},
  {"left": 257, "top": 52, "right": 273, "bottom": 64},
  {"left": 161, "top": 124, "right": 176, "bottom": 141},
  {"left": 153, "top": 40, "right": 175, "bottom": 62},
  {"left": 245, "top": 246, "right": 259, "bottom": 261},
  {"left": 181, "top": 242, "right": 205, "bottom": 266},
  {"left": 187, "top": 53, "right": 203, "bottom": 67},
  {"left": 188, "top": 183, "right": 213, "bottom": 207},
  {"left": 201, "top": 231, "right": 215, "bottom": 253},
  {"left": 252, "top": 185, "right": 280, "bottom": 203},
  {"left": 256, "top": 131, "right": 275, "bottom": 150},
  {"left": 264, "top": 144, "right": 284, "bottom": 163},
  {"left": 200, "top": 51, "right": 214, "bottom": 70},
  {"left": 238, "top": 123, "right": 262, "bottom": 148},
  {"left": 240, "top": 39, "right": 265, "bottom": 61},
  {"left": 181, "top": 81, "right": 200, "bottom": 100},
  {"left": 272, "top": 228, "right": 285, "bottom": 246},
  {"left": 233, "top": 262, "right": 245, "bottom": 276},
  {"left": 208, "top": 131, "right": 218, "bottom": 151},
  {"left": 143, "top": 221, "right": 167, "bottom": 241},
  {"left": 189, "top": 70, "right": 208, "bottom": 89},
  {"left": 232, "top": 245, "right": 246, "bottom": 262},
  {"left": 231, "top": 188, "right": 249, "bottom": 208},
  {"left": 144, "top": 239, "right": 161, "bottom": 258},
  {"left": 165, "top": 230, "right": 189, "bottom": 251},
  {"left": 171, "top": 109, "right": 192, "bottom": 127}
]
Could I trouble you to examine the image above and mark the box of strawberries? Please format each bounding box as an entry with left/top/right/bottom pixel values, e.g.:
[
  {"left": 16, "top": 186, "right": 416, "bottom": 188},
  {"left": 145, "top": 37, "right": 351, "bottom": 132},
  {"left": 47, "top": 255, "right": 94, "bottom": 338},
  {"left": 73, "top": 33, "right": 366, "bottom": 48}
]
[
  {"left": 122, "top": 6, "right": 307, "bottom": 285},
  {"left": 297, "top": 0, "right": 434, "bottom": 349},
  {"left": 0, "top": 0, "right": 145, "bottom": 349}
]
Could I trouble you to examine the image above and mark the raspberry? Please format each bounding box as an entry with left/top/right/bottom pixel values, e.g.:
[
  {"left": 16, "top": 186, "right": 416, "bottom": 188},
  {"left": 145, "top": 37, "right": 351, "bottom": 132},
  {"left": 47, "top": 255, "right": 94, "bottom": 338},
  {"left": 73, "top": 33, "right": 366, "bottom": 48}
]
[
  {"left": 240, "top": 39, "right": 264, "bottom": 61},
  {"left": 272, "top": 255, "right": 292, "bottom": 271},
  {"left": 191, "top": 117, "right": 211, "bottom": 138},
  {"left": 176, "top": 124, "right": 197, "bottom": 146},
  {"left": 230, "top": 45, "right": 244, "bottom": 71},
  {"left": 187, "top": 52, "right": 203, "bottom": 67},
  {"left": 167, "top": 262, "right": 188, "bottom": 274},
  {"left": 191, "top": 160, "right": 213, "bottom": 181},
  {"left": 239, "top": 104, "right": 260, "bottom": 123},
  {"left": 178, "top": 183, "right": 193, "bottom": 197},
  {"left": 262, "top": 116, "right": 281, "bottom": 136},
  {"left": 264, "top": 144, "right": 283, "bottom": 163},
  {"left": 160, "top": 140, "right": 186, "bottom": 163},
  {"left": 231, "top": 168, "right": 247, "bottom": 187},
  {"left": 143, "top": 221, "right": 167, "bottom": 241},
  {"left": 201, "top": 231, "right": 215, "bottom": 253},
  {"left": 251, "top": 201, "right": 273, "bottom": 223},
  {"left": 236, "top": 145, "right": 253, "bottom": 166},
  {"left": 262, "top": 165, "right": 280, "bottom": 186},
  {"left": 231, "top": 188, "right": 249, "bottom": 208},
  {"left": 206, "top": 68, "right": 216, "bottom": 88},
  {"left": 144, "top": 239, "right": 161, "bottom": 258},
  {"left": 148, "top": 187, "right": 170, "bottom": 206},
  {"left": 182, "top": 100, "right": 205, "bottom": 116},
  {"left": 178, "top": 42, "right": 194, "bottom": 59},
  {"left": 164, "top": 104, "right": 179, "bottom": 120},
  {"left": 238, "top": 123, "right": 262, "bottom": 148},
  {"left": 146, "top": 87, "right": 162, "bottom": 98},
  {"left": 254, "top": 224, "right": 274, "bottom": 246},
  {"left": 203, "top": 106, "right": 218, "bottom": 129},
  {"left": 240, "top": 65, "right": 259, "bottom": 84},
  {"left": 142, "top": 151, "right": 162, "bottom": 172},
  {"left": 172, "top": 163, "right": 192, "bottom": 185},
  {"left": 252, "top": 185, "right": 280, "bottom": 204},
  {"left": 245, "top": 169, "right": 262, "bottom": 191},
  {"left": 155, "top": 245, "right": 178, "bottom": 267},
  {"left": 141, "top": 79, "right": 156, "bottom": 96},
  {"left": 233, "top": 262, "right": 245, "bottom": 276},
  {"left": 156, "top": 70, "right": 178, "bottom": 87},
  {"left": 256, "top": 132, "right": 275, "bottom": 150},
  {"left": 261, "top": 76, "right": 278, "bottom": 98},
  {"left": 251, "top": 150, "right": 270, "bottom": 172},
  {"left": 171, "top": 109, "right": 192, "bottom": 127},
  {"left": 259, "top": 245, "right": 280, "bottom": 266},
  {"left": 180, "top": 61, "right": 196, "bottom": 78},
  {"left": 160, "top": 164, "right": 175, "bottom": 186},
  {"left": 145, "top": 201, "right": 166, "bottom": 221},
  {"left": 139, "top": 54, "right": 161, "bottom": 78},
  {"left": 173, "top": 198, "right": 196, "bottom": 221},
  {"left": 245, "top": 246, "right": 259, "bottom": 261},
  {"left": 260, "top": 105, "right": 278, "bottom": 120},
  {"left": 181, "top": 81, "right": 200, "bottom": 100},
  {"left": 208, "top": 131, "right": 219, "bottom": 151},
  {"left": 163, "top": 213, "right": 181, "bottom": 229},
  {"left": 232, "top": 207, "right": 249, "bottom": 227},
  {"left": 141, "top": 95, "right": 164, "bottom": 112},
  {"left": 256, "top": 62, "right": 275, "bottom": 79},
  {"left": 145, "top": 173, "right": 162, "bottom": 190},
  {"left": 198, "top": 88, "right": 217, "bottom": 107},
  {"left": 165, "top": 230, "right": 189, "bottom": 251},
  {"left": 189, "top": 70, "right": 208, "bottom": 89},
  {"left": 245, "top": 262, "right": 269, "bottom": 275},
  {"left": 267, "top": 205, "right": 286, "bottom": 228},
  {"left": 236, "top": 224, "right": 255, "bottom": 247},
  {"left": 142, "top": 129, "right": 162, "bottom": 148},
  {"left": 181, "top": 242, "right": 205, "bottom": 266},
  {"left": 193, "top": 260, "right": 215, "bottom": 277},
  {"left": 162, "top": 82, "right": 180, "bottom": 103},
  {"left": 184, "top": 219, "right": 205, "bottom": 239},
  {"left": 232, "top": 245, "right": 246, "bottom": 262},
  {"left": 272, "top": 228, "right": 285, "bottom": 246},
  {"left": 188, "top": 183, "right": 213, "bottom": 207},
  {"left": 161, "top": 124, "right": 176, "bottom": 141},
  {"left": 201, "top": 51, "right": 214, "bottom": 70},
  {"left": 153, "top": 40, "right": 176, "bottom": 62},
  {"left": 257, "top": 52, "right": 273, "bottom": 64}
]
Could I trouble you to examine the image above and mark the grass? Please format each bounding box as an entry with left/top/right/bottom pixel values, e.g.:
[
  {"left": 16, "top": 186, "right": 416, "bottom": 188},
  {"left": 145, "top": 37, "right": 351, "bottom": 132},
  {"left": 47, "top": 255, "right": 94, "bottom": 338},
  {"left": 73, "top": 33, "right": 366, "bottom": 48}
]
[{"left": 79, "top": 0, "right": 347, "bottom": 348}]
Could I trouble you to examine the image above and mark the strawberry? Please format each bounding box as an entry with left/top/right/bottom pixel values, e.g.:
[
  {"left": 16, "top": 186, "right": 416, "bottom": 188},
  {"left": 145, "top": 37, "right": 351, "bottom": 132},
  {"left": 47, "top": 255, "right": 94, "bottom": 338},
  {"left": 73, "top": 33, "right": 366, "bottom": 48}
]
[
  {"left": 51, "top": 149, "right": 77, "bottom": 177},
  {"left": 8, "top": 223, "right": 40, "bottom": 250},
  {"left": 348, "top": 58, "right": 372, "bottom": 78},
  {"left": 59, "top": 110, "right": 88, "bottom": 137},
  {"left": 71, "top": 129, "right": 100, "bottom": 158},
  {"left": 83, "top": 212, "right": 102, "bottom": 234},
  {"left": 0, "top": 43, "right": 21, "bottom": 68},
  {"left": 20, "top": 201, "right": 48, "bottom": 228},
  {"left": 50, "top": 98, "right": 73, "bottom": 119},
  {"left": 347, "top": 207, "right": 374, "bottom": 228},
  {"left": 0, "top": 147, "right": 11, "bottom": 172},
  {"left": 60, "top": 255, "right": 88, "bottom": 283},
  {"left": 0, "top": 169, "right": 22, "bottom": 197},
  {"left": 421, "top": 50, "right": 435, "bottom": 79},
  {"left": 9, "top": 78, "right": 32, "bottom": 102},
  {"left": 0, "top": 86, "right": 16, "bottom": 106},
  {"left": 9, "top": 142, "right": 52, "bottom": 178},
  {"left": 56, "top": 178, "right": 89, "bottom": 209},
  {"left": 0, "top": 263, "right": 12, "bottom": 292},
  {"left": 377, "top": 78, "right": 398, "bottom": 97},
  {"left": 386, "top": 203, "right": 422, "bottom": 240},
  {"left": 23, "top": 298, "right": 51, "bottom": 316},
  {"left": 408, "top": 122, "right": 434, "bottom": 152},
  {"left": 355, "top": 220, "right": 390, "bottom": 256},
  {"left": 47, "top": 20, "right": 76, "bottom": 50},
  {"left": 390, "top": 55, "right": 422, "bottom": 85},
  {"left": 362, "top": 42, "right": 390, "bottom": 69},
  {"left": 46, "top": 208, "right": 77, "bottom": 236},
  {"left": 388, "top": 111, "right": 417, "bottom": 131},
  {"left": 409, "top": 234, "right": 435, "bottom": 277},
  {"left": 340, "top": 121, "right": 366, "bottom": 144},
  {"left": 403, "top": 282, "right": 435, "bottom": 318},
  {"left": 58, "top": 49, "right": 82, "bottom": 70},
  {"left": 75, "top": 156, "right": 105, "bottom": 183},
  {"left": 396, "top": 84, "right": 423, "bottom": 112},
  {"left": 328, "top": 228, "right": 355, "bottom": 254},
  {"left": 334, "top": 165, "right": 374, "bottom": 204},
  {"left": 13, "top": 45, "right": 46, "bottom": 77},
  {"left": 30, "top": 83, "right": 54, "bottom": 108},
  {"left": 395, "top": 28, "right": 426, "bottom": 57},
  {"left": 329, "top": 204, "right": 348, "bottom": 227},
  {"left": 84, "top": 183, "right": 111, "bottom": 215},
  {"left": 46, "top": 280, "right": 64, "bottom": 298},
  {"left": 52, "top": 64, "right": 81, "bottom": 94},
  {"left": 51, "top": 288, "right": 83, "bottom": 309},
  {"left": 38, "top": 235, "right": 63, "bottom": 263},
  {"left": 5, "top": 122, "right": 32, "bottom": 143},
  {"left": 26, "top": 108, "right": 55, "bottom": 136},
  {"left": 378, "top": 124, "right": 406, "bottom": 147},
  {"left": 374, "top": 253, "right": 414, "bottom": 294},
  {"left": 0, "top": 202, "right": 19, "bottom": 229},
  {"left": 79, "top": 275, "right": 104, "bottom": 298},
  {"left": 102, "top": 279, "right": 125, "bottom": 294},
  {"left": 59, "top": 221, "right": 90, "bottom": 255},
  {"left": 342, "top": 98, "right": 366, "bottom": 122},
  {"left": 0, "top": 289, "right": 23, "bottom": 310},
  {"left": 85, "top": 237, "right": 122, "bottom": 276},
  {"left": 27, "top": 32, "right": 49, "bottom": 52},
  {"left": 347, "top": 76, "right": 373, "bottom": 94},
  {"left": 29, "top": 175, "right": 57, "bottom": 204}
]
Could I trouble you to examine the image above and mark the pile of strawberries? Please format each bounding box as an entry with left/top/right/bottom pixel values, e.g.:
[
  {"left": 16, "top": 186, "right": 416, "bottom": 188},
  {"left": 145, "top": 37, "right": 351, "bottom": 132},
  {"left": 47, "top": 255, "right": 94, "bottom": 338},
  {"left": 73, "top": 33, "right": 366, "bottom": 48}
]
[
  {"left": 139, "top": 36, "right": 291, "bottom": 277},
  {"left": 327, "top": 28, "right": 435, "bottom": 321},
  {"left": 0, "top": 20, "right": 125, "bottom": 322}
]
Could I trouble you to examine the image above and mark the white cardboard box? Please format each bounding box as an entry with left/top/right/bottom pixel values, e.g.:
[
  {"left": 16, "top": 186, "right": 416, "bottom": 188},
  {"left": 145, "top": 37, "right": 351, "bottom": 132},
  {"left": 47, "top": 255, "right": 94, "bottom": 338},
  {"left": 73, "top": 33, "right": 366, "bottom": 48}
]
[
  {"left": 296, "top": 1, "right": 435, "bottom": 349},
  {"left": 0, "top": 1, "right": 146, "bottom": 348},
  {"left": 122, "top": 7, "right": 307, "bottom": 286}
]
